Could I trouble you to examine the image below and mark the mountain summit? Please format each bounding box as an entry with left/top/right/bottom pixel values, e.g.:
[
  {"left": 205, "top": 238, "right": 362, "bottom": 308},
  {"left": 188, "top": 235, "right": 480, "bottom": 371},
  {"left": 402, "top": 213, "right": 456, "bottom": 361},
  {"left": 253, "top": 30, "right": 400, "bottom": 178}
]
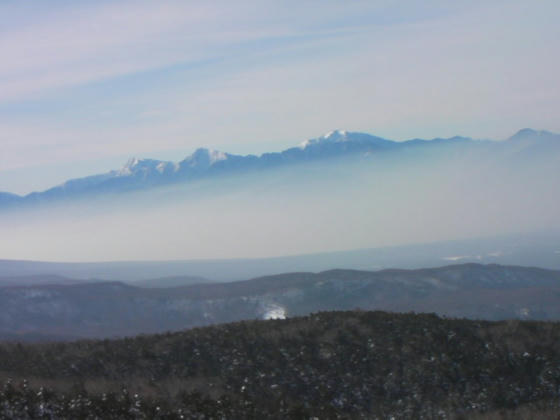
[
  {"left": 300, "top": 130, "right": 393, "bottom": 150},
  {"left": 300, "top": 129, "right": 349, "bottom": 147},
  {"left": 182, "top": 148, "right": 229, "bottom": 169}
]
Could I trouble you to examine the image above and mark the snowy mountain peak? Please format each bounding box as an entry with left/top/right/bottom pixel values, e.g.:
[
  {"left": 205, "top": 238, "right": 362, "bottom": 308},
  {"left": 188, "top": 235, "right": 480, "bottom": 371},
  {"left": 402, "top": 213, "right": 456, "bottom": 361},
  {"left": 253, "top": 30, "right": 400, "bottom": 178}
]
[
  {"left": 184, "top": 148, "right": 228, "bottom": 167},
  {"left": 117, "top": 157, "right": 177, "bottom": 177},
  {"left": 300, "top": 129, "right": 350, "bottom": 148},
  {"left": 119, "top": 157, "right": 140, "bottom": 176},
  {"left": 323, "top": 129, "right": 348, "bottom": 140},
  {"left": 156, "top": 161, "right": 179, "bottom": 173}
]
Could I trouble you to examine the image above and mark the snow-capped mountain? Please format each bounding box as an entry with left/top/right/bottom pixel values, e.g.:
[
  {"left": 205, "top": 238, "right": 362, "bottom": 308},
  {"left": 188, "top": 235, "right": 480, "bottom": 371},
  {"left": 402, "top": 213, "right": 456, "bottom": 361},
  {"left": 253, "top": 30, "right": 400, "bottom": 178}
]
[
  {"left": 300, "top": 129, "right": 393, "bottom": 149},
  {"left": 183, "top": 148, "right": 228, "bottom": 168},
  {"left": 1, "top": 128, "right": 558, "bottom": 208},
  {"left": 20, "top": 148, "right": 238, "bottom": 203}
]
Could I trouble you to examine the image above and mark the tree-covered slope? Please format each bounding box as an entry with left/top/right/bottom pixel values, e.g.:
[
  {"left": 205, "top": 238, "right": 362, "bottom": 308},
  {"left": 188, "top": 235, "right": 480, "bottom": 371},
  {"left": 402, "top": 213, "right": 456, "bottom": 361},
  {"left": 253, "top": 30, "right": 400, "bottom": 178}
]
[
  {"left": 0, "top": 310, "right": 560, "bottom": 418},
  {"left": 2, "top": 263, "right": 560, "bottom": 340}
]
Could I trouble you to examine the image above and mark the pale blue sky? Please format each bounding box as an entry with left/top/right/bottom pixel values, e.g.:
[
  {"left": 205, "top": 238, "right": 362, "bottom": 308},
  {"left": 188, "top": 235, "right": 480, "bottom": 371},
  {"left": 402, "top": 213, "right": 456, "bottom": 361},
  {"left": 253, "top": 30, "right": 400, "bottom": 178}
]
[{"left": 1, "top": 0, "right": 559, "bottom": 194}]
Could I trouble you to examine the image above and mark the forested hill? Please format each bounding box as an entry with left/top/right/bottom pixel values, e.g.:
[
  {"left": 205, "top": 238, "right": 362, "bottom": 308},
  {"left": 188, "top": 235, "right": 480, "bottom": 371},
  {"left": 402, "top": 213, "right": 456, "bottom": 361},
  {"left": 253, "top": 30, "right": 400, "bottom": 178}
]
[
  {"left": 1, "top": 310, "right": 560, "bottom": 418},
  {"left": 2, "top": 263, "right": 560, "bottom": 341}
]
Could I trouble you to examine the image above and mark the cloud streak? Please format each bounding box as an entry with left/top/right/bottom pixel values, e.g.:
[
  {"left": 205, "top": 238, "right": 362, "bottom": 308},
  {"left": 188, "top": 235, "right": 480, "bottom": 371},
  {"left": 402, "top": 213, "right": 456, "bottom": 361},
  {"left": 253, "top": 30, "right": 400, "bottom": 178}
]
[{"left": 1, "top": 0, "right": 418, "bottom": 102}]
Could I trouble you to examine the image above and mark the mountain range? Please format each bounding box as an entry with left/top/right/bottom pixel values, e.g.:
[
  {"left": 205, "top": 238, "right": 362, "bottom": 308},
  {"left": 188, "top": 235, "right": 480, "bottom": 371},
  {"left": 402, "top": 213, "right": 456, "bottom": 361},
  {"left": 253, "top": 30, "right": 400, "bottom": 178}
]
[
  {"left": 2, "top": 263, "right": 560, "bottom": 340},
  {"left": 1, "top": 231, "right": 559, "bottom": 281},
  {"left": 2, "top": 128, "right": 558, "bottom": 207}
]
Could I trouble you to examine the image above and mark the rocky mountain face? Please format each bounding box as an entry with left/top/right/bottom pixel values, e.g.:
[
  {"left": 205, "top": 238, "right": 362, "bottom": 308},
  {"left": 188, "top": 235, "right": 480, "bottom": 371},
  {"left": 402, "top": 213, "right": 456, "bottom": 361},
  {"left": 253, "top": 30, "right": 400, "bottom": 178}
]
[
  {"left": 2, "top": 128, "right": 558, "bottom": 207},
  {"left": 1, "top": 263, "right": 559, "bottom": 340}
]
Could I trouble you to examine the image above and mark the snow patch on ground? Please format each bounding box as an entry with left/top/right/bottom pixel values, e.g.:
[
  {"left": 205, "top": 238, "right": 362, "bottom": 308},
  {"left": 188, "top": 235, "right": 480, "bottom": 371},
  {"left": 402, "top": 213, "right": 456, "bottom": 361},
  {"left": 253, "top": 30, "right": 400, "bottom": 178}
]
[
  {"left": 263, "top": 304, "right": 286, "bottom": 320},
  {"left": 518, "top": 307, "right": 530, "bottom": 318},
  {"left": 19, "top": 289, "right": 53, "bottom": 299}
]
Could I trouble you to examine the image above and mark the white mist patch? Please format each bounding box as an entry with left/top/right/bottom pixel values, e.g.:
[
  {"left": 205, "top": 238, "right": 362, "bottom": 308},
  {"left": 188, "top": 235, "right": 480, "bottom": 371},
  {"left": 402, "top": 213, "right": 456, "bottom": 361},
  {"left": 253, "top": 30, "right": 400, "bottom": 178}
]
[
  {"left": 443, "top": 256, "right": 470, "bottom": 262},
  {"left": 487, "top": 251, "right": 503, "bottom": 257},
  {"left": 443, "top": 255, "right": 482, "bottom": 262},
  {"left": 263, "top": 304, "right": 286, "bottom": 320}
]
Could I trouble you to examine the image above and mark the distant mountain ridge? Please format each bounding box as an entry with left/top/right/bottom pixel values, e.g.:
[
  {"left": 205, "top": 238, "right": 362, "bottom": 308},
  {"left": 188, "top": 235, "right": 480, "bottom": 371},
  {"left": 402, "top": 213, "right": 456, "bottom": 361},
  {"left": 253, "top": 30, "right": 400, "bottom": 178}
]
[
  {"left": 2, "top": 262, "right": 560, "bottom": 340},
  {"left": 2, "top": 128, "right": 557, "bottom": 207},
  {"left": 1, "top": 231, "right": 559, "bottom": 282},
  {"left": 0, "top": 274, "right": 83, "bottom": 288}
]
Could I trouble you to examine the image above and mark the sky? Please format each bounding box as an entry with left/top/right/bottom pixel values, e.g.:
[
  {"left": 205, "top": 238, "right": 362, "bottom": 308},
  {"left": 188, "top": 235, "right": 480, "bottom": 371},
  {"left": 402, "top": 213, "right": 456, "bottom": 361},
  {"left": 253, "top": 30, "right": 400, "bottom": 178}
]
[{"left": 1, "top": 0, "right": 559, "bottom": 195}]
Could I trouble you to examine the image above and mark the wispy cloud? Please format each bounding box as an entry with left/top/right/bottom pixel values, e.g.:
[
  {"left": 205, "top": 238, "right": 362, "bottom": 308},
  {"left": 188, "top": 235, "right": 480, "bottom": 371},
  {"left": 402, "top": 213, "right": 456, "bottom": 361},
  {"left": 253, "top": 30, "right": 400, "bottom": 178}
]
[
  {"left": 1, "top": 1, "right": 256, "bottom": 101},
  {"left": 1, "top": 0, "right": 423, "bottom": 102}
]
